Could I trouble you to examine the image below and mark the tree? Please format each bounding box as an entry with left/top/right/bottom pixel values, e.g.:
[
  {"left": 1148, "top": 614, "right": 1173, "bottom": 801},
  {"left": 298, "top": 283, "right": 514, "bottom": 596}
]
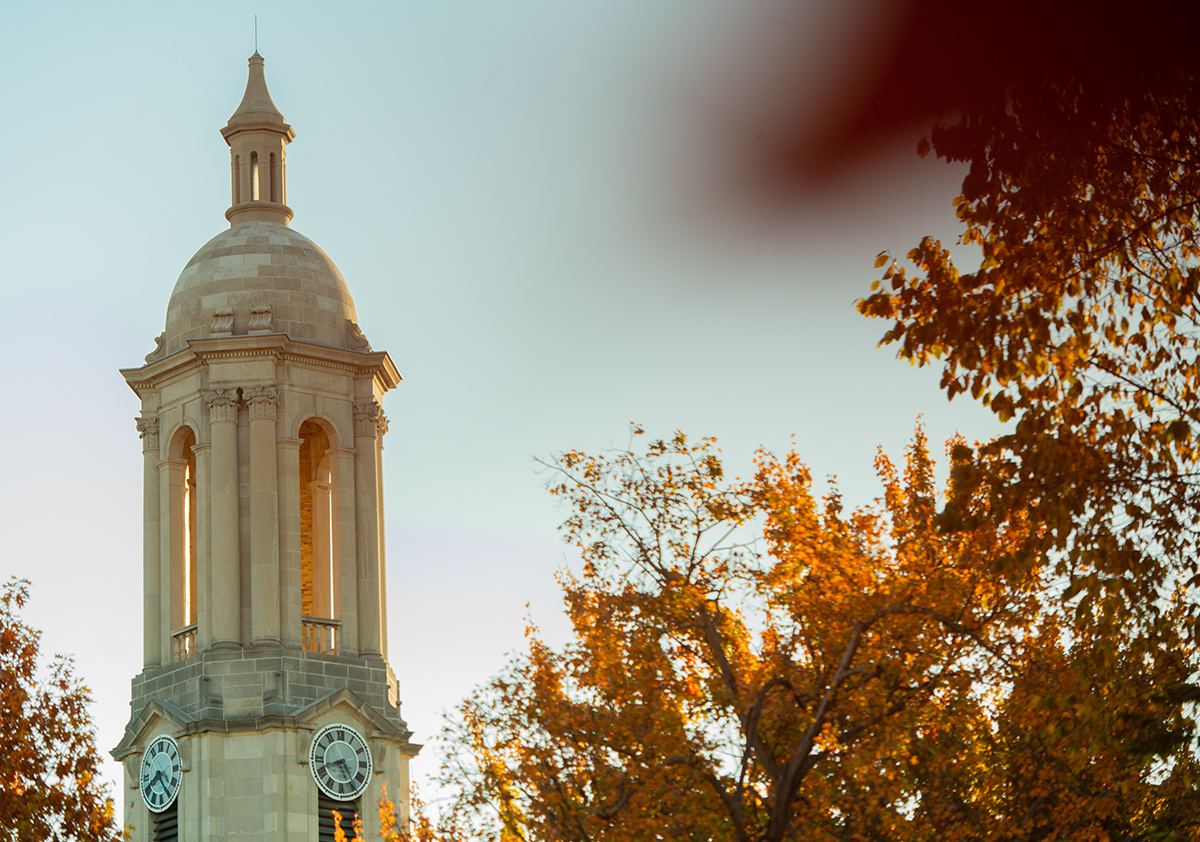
[
  {"left": 859, "top": 71, "right": 1200, "bottom": 634},
  {"left": 853, "top": 69, "right": 1200, "bottom": 838},
  {"left": 434, "top": 426, "right": 1053, "bottom": 841},
  {"left": 0, "top": 577, "right": 121, "bottom": 842}
]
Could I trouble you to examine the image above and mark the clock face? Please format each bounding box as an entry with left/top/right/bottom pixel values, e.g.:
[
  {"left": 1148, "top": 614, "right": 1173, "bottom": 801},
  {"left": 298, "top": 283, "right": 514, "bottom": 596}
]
[
  {"left": 309, "top": 723, "right": 372, "bottom": 801},
  {"left": 139, "top": 734, "right": 183, "bottom": 813}
]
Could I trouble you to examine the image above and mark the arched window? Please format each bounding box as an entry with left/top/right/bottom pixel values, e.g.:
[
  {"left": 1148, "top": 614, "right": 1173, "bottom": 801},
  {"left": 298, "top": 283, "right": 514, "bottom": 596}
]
[
  {"left": 183, "top": 430, "right": 197, "bottom": 625},
  {"left": 250, "top": 152, "right": 260, "bottom": 201},
  {"left": 169, "top": 427, "right": 198, "bottom": 661},
  {"left": 299, "top": 420, "right": 333, "bottom": 619}
]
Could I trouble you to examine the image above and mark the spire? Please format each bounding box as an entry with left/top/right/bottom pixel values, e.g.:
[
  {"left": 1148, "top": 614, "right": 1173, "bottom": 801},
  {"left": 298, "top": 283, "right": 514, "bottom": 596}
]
[
  {"left": 224, "top": 53, "right": 294, "bottom": 136},
  {"left": 221, "top": 54, "right": 295, "bottom": 226}
]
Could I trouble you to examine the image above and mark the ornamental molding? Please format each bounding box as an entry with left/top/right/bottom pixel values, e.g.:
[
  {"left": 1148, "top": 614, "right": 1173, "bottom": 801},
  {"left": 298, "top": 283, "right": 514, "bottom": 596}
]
[
  {"left": 211, "top": 307, "right": 234, "bottom": 337},
  {"left": 205, "top": 388, "right": 239, "bottom": 423},
  {"left": 123, "top": 335, "right": 401, "bottom": 393},
  {"left": 144, "top": 332, "right": 166, "bottom": 363},
  {"left": 135, "top": 416, "right": 160, "bottom": 450},
  {"left": 353, "top": 401, "right": 380, "bottom": 437},
  {"left": 347, "top": 320, "right": 372, "bottom": 352},
  {"left": 246, "top": 384, "right": 280, "bottom": 420},
  {"left": 248, "top": 305, "right": 273, "bottom": 335}
]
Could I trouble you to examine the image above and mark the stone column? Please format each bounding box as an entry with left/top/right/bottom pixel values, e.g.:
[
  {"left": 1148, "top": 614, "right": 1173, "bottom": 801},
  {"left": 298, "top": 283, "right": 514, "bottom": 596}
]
[
  {"left": 207, "top": 388, "right": 241, "bottom": 648},
  {"left": 353, "top": 401, "right": 382, "bottom": 657},
  {"left": 137, "top": 416, "right": 161, "bottom": 668},
  {"left": 330, "top": 446, "right": 358, "bottom": 655},
  {"left": 239, "top": 154, "right": 252, "bottom": 204},
  {"left": 247, "top": 385, "right": 280, "bottom": 646},
  {"left": 277, "top": 436, "right": 303, "bottom": 649},
  {"left": 375, "top": 412, "right": 389, "bottom": 660},
  {"left": 311, "top": 480, "right": 333, "bottom": 617},
  {"left": 192, "top": 442, "right": 212, "bottom": 651}
]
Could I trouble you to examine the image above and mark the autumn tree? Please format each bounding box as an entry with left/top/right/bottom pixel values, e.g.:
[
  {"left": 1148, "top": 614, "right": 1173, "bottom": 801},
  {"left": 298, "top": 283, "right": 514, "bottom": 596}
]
[
  {"left": 433, "top": 426, "right": 1054, "bottom": 841},
  {"left": 859, "top": 71, "right": 1200, "bottom": 633},
  {"left": 854, "top": 62, "right": 1200, "bottom": 809},
  {"left": 0, "top": 577, "right": 121, "bottom": 842}
]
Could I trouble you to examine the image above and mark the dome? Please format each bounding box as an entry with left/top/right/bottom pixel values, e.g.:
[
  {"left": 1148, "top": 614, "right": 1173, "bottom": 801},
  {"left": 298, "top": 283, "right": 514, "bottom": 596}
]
[{"left": 162, "top": 220, "right": 360, "bottom": 356}]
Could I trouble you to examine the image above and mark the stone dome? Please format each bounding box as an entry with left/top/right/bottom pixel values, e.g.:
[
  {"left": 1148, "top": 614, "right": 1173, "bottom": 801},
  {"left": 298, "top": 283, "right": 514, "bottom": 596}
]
[{"left": 162, "top": 220, "right": 359, "bottom": 356}]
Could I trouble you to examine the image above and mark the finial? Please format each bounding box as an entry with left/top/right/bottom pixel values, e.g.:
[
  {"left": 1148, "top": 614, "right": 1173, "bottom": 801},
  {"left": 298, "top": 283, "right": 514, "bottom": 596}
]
[{"left": 254, "top": 15, "right": 259, "bottom": 56}]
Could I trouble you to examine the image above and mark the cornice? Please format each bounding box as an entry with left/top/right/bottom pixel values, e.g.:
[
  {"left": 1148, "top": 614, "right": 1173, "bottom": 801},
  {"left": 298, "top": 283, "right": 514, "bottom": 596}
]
[{"left": 120, "top": 335, "right": 401, "bottom": 394}]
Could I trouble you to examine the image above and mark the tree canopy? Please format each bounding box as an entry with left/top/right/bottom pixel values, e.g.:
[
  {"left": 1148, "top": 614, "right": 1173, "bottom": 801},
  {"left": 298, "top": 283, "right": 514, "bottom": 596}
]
[
  {"left": 859, "top": 72, "right": 1200, "bottom": 631},
  {"left": 0, "top": 577, "right": 121, "bottom": 842},
  {"left": 426, "top": 428, "right": 1199, "bottom": 841}
]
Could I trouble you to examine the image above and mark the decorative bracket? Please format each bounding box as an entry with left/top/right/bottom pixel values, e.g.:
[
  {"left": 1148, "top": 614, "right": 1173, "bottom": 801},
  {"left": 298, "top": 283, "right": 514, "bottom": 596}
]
[
  {"left": 211, "top": 307, "right": 234, "bottom": 337},
  {"left": 248, "top": 304, "right": 273, "bottom": 335}
]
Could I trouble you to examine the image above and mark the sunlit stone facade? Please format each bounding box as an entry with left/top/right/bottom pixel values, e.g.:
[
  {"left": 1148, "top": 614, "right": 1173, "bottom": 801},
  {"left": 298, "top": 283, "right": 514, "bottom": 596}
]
[{"left": 112, "top": 53, "right": 418, "bottom": 842}]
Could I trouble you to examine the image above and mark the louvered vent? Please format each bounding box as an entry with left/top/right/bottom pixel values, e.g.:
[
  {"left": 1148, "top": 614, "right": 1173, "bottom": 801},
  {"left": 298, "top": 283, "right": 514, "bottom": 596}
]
[
  {"left": 152, "top": 802, "right": 178, "bottom": 842},
  {"left": 318, "top": 792, "right": 359, "bottom": 842}
]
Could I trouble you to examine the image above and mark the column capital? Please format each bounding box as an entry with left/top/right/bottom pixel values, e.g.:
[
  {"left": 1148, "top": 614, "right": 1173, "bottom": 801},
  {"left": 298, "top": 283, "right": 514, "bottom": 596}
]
[
  {"left": 247, "top": 384, "right": 280, "bottom": 420},
  {"left": 205, "top": 388, "right": 239, "bottom": 423},
  {"left": 376, "top": 411, "right": 389, "bottom": 438},
  {"left": 353, "top": 401, "right": 380, "bottom": 438},
  {"left": 135, "top": 416, "right": 159, "bottom": 451}
]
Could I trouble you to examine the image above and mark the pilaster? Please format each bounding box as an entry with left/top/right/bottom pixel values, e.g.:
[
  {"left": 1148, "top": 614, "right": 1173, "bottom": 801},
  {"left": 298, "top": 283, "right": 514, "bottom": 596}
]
[
  {"left": 375, "top": 412, "right": 389, "bottom": 659},
  {"left": 352, "top": 402, "right": 382, "bottom": 658},
  {"left": 330, "top": 446, "right": 359, "bottom": 656},
  {"left": 248, "top": 385, "right": 281, "bottom": 646},
  {"left": 207, "top": 388, "right": 241, "bottom": 648},
  {"left": 138, "top": 416, "right": 161, "bottom": 668},
  {"left": 277, "top": 437, "right": 303, "bottom": 649}
]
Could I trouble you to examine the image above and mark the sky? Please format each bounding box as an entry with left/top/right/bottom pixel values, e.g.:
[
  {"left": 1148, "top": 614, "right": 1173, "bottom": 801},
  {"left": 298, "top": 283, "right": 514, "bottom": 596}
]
[{"left": 0, "top": 0, "right": 1003, "bottom": 823}]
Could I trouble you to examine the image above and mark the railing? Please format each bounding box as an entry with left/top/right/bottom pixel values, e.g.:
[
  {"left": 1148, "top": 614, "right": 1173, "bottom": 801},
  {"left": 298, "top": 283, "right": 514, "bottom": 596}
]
[
  {"left": 302, "top": 616, "right": 341, "bottom": 655},
  {"left": 172, "top": 623, "right": 198, "bottom": 662}
]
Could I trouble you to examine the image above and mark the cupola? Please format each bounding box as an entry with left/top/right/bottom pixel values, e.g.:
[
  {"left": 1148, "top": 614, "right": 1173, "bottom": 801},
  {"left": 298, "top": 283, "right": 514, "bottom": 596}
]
[{"left": 221, "top": 52, "right": 295, "bottom": 225}]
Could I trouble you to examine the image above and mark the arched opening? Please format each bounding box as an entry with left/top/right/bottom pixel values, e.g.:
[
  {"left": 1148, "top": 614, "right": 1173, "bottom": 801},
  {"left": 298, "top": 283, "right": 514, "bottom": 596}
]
[
  {"left": 250, "top": 151, "right": 260, "bottom": 201},
  {"left": 182, "top": 428, "right": 197, "bottom": 625},
  {"left": 299, "top": 419, "right": 338, "bottom": 653},
  {"left": 169, "top": 427, "right": 198, "bottom": 661}
]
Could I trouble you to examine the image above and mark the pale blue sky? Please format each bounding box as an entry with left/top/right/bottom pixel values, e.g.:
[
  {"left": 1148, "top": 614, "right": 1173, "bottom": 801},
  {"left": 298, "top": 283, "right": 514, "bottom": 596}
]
[{"left": 0, "top": 0, "right": 1000, "bottom": 819}]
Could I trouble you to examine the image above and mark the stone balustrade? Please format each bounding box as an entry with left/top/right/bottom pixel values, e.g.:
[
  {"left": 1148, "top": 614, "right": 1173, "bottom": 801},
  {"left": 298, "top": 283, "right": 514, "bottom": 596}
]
[
  {"left": 301, "top": 616, "right": 341, "bottom": 655},
  {"left": 172, "top": 623, "right": 198, "bottom": 661}
]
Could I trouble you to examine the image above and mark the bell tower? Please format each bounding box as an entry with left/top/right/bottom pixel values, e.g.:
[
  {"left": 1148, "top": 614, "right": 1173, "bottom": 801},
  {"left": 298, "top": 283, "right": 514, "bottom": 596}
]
[{"left": 112, "top": 54, "right": 418, "bottom": 842}]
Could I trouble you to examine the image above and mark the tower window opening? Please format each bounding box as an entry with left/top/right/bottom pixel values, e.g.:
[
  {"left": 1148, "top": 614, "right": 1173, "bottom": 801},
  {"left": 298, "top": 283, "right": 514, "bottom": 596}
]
[
  {"left": 183, "top": 443, "right": 197, "bottom": 624},
  {"left": 299, "top": 420, "right": 334, "bottom": 620},
  {"left": 170, "top": 427, "right": 199, "bottom": 660},
  {"left": 251, "top": 152, "right": 260, "bottom": 201}
]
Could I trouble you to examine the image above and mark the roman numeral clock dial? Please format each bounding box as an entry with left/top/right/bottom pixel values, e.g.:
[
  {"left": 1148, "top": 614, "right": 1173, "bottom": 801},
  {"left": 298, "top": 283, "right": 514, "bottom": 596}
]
[
  {"left": 309, "top": 723, "right": 372, "bottom": 800},
  {"left": 139, "top": 734, "right": 183, "bottom": 813}
]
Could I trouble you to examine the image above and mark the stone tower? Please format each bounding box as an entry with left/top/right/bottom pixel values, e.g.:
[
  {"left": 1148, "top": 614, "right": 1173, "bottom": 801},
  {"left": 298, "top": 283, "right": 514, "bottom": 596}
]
[{"left": 112, "top": 54, "right": 418, "bottom": 842}]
